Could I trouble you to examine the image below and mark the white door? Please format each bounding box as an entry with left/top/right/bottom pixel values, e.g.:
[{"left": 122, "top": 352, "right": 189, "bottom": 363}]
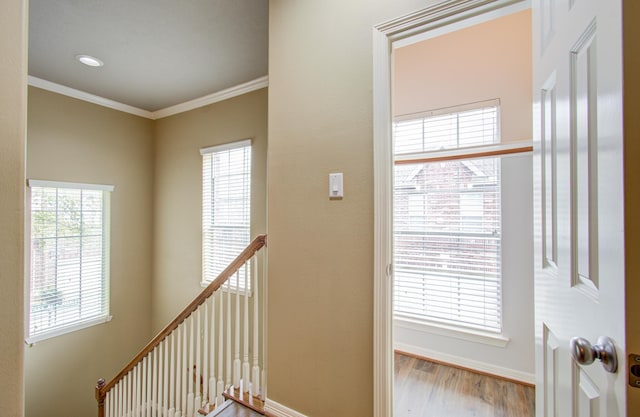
[{"left": 533, "top": 0, "right": 625, "bottom": 416}]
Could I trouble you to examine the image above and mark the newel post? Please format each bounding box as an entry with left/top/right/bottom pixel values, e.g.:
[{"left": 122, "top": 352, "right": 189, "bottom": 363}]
[{"left": 96, "top": 378, "right": 106, "bottom": 417}]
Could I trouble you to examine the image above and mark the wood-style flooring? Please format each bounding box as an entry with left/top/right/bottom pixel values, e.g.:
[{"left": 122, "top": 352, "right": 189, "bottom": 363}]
[{"left": 395, "top": 352, "right": 535, "bottom": 417}]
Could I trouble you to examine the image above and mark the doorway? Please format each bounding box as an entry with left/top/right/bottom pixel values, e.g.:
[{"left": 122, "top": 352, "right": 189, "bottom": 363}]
[{"left": 372, "top": 1, "right": 534, "bottom": 415}]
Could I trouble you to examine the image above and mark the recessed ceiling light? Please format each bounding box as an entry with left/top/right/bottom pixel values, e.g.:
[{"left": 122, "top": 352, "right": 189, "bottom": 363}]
[{"left": 76, "top": 54, "right": 104, "bottom": 67}]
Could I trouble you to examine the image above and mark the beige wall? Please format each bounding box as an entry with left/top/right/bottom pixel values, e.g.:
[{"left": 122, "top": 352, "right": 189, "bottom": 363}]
[
  {"left": 25, "top": 87, "right": 155, "bottom": 417},
  {"left": 393, "top": 9, "right": 532, "bottom": 143},
  {"left": 0, "top": 0, "right": 27, "bottom": 415},
  {"left": 267, "top": 1, "right": 440, "bottom": 416},
  {"left": 152, "top": 88, "right": 267, "bottom": 332}
]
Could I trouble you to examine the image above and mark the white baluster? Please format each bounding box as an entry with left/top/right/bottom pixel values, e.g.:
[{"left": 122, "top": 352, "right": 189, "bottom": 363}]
[
  {"left": 187, "top": 316, "right": 195, "bottom": 417},
  {"left": 261, "top": 251, "right": 267, "bottom": 399},
  {"left": 107, "top": 389, "right": 113, "bottom": 417},
  {"left": 182, "top": 319, "right": 188, "bottom": 416},
  {"left": 234, "top": 271, "right": 241, "bottom": 388},
  {"left": 138, "top": 365, "right": 142, "bottom": 417},
  {"left": 209, "top": 295, "right": 216, "bottom": 407},
  {"left": 153, "top": 347, "right": 159, "bottom": 416},
  {"left": 140, "top": 358, "right": 146, "bottom": 417},
  {"left": 226, "top": 281, "right": 231, "bottom": 389},
  {"left": 195, "top": 309, "right": 202, "bottom": 414},
  {"left": 138, "top": 364, "right": 143, "bottom": 417},
  {"left": 146, "top": 354, "right": 152, "bottom": 417},
  {"left": 117, "top": 380, "right": 122, "bottom": 417},
  {"left": 252, "top": 255, "right": 261, "bottom": 397},
  {"left": 175, "top": 327, "right": 182, "bottom": 417},
  {"left": 261, "top": 369, "right": 266, "bottom": 401},
  {"left": 105, "top": 390, "right": 109, "bottom": 417},
  {"left": 132, "top": 367, "right": 138, "bottom": 417},
  {"left": 169, "top": 333, "right": 176, "bottom": 417},
  {"left": 125, "top": 372, "right": 130, "bottom": 417},
  {"left": 159, "top": 343, "right": 164, "bottom": 417},
  {"left": 202, "top": 303, "right": 209, "bottom": 407},
  {"left": 242, "top": 263, "right": 250, "bottom": 393},
  {"left": 164, "top": 339, "right": 169, "bottom": 416},
  {"left": 217, "top": 291, "right": 224, "bottom": 405}
]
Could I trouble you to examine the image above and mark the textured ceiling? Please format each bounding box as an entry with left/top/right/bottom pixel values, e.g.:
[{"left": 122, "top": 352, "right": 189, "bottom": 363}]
[{"left": 28, "top": 0, "right": 269, "bottom": 112}]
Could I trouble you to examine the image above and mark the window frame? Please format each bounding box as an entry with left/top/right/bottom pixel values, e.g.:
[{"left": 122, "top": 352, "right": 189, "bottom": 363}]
[
  {"left": 26, "top": 179, "right": 113, "bottom": 344},
  {"left": 200, "top": 139, "right": 252, "bottom": 290}
]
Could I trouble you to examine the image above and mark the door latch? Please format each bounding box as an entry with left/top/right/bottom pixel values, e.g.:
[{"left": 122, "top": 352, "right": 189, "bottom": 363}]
[{"left": 629, "top": 354, "right": 640, "bottom": 388}]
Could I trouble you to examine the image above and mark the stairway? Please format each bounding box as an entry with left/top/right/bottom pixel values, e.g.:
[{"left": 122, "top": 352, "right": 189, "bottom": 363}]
[
  {"left": 96, "top": 235, "right": 268, "bottom": 417},
  {"left": 207, "top": 400, "right": 263, "bottom": 417}
]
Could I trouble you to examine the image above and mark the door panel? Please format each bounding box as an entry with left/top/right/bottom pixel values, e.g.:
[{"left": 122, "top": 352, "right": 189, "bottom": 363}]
[{"left": 533, "top": 0, "right": 625, "bottom": 416}]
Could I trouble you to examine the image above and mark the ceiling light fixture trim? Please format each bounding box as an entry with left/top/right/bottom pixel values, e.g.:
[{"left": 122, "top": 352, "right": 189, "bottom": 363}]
[{"left": 76, "top": 54, "right": 104, "bottom": 67}]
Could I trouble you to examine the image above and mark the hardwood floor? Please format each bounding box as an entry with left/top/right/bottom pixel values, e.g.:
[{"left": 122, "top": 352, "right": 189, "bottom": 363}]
[{"left": 394, "top": 352, "right": 534, "bottom": 417}]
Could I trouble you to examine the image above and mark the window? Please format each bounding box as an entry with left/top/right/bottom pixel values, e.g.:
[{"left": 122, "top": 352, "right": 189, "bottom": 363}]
[
  {"left": 28, "top": 180, "right": 113, "bottom": 342},
  {"left": 393, "top": 101, "right": 502, "bottom": 333},
  {"left": 201, "top": 140, "right": 251, "bottom": 288}
]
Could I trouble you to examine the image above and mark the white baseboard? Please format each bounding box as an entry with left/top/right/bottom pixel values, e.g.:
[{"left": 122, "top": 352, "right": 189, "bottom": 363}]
[
  {"left": 395, "top": 341, "right": 535, "bottom": 385},
  {"left": 264, "top": 399, "right": 309, "bottom": 417}
]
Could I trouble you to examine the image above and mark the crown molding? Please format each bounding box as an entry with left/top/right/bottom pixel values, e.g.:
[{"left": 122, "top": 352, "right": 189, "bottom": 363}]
[
  {"left": 28, "top": 76, "right": 154, "bottom": 119},
  {"left": 151, "top": 75, "right": 268, "bottom": 119},
  {"left": 27, "top": 75, "right": 269, "bottom": 120}
]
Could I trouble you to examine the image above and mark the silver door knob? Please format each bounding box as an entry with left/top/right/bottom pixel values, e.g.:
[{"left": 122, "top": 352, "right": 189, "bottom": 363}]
[{"left": 570, "top": 336, "right": 618, "bottom": 373}]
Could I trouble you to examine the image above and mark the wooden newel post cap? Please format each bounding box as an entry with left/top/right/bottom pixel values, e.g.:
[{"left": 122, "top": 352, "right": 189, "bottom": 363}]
[
  {"left": 96, "top": 378, "right": 106, "bottom": 401},
  {"left": 96, "top": 378, "right": 106, "bottom": 417}
]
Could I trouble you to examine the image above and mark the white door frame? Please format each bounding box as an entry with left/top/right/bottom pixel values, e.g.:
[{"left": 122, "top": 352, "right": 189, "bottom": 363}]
[{"left": 372, "top": 1, "right": 529, "bottom": 415}]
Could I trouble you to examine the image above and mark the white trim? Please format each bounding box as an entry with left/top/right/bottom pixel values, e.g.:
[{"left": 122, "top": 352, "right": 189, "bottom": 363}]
[
  {"left": 393, "top": 0, "right": 531, "bottom": 48},
  {"left": 394, "top": 341, "right": 535, "bottom": 384},
  {"left": 372, "top": 2, "right": 529, "bottom": 416},
  {"left": 27, "top": 75, "right": 269, "bottom": 120},
  {"left": 372, "top": 25, "right": 394, "bottom": 417},
  {"left": 394, "top": 317, "right": 510, "bottom": 348},
  {"left": 200, "top": 138, "right": 252, "bottom": 155},
  {"left": 264, "top": 399, "right": 309, "bottom": 417},
  {"left": 25, "top": 314, "right": 112, "bottom": 345},
  {"left": 394, "top": 139, "right": 533, "bottom": 163},
  {"left": 27, "top": 179, "right": 115, "bottom": 192},
  {"left": 27, "top": 76, "right": 154, "bottom": 119},
  {"left": 153, "top": 76, "right": 269, "bottom": 119}
]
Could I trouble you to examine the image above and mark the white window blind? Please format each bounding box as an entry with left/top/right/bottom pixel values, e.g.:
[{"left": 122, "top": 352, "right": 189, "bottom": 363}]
[
  {"left": 393, "top": 102, "right": 502, "bottom": 333},
  {"left": 201, "top": 140, "right": 251, "bottom": 287},
  {"left": 28, "top": 180, "right": 112, "bottom": 341},
  {"left": 394, "top": 101, "right": 499, "bottom": 156}
]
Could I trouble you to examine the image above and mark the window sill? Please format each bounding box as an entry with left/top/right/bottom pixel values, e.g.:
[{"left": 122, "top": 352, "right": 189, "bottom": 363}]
[
  {"left": 394, "top": 316, "right": 510, "bottom": 348},
  {"left": 26, "top": 315, "right": 112, "bottom": 346}
]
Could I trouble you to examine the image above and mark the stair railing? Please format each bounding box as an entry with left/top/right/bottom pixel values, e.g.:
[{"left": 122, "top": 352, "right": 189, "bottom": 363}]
[{"left": 96, "top": 234, "right": 267, "bottom": 417}]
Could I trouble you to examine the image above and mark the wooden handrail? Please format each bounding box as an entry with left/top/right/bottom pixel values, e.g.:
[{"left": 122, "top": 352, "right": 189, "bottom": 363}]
[{"left": 96, "top": 234, "right": 267, "bottom": 403}]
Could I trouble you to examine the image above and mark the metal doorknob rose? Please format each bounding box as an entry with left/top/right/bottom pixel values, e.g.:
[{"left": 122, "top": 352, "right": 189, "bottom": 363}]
[{"left": 570, "top": 336, "right": 618, "bottom": 373}]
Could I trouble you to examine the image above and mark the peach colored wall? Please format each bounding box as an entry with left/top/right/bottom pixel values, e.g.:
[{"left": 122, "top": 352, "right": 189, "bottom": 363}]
[{"left": 393, "top": 9, "right": 532, "bottom": 143}]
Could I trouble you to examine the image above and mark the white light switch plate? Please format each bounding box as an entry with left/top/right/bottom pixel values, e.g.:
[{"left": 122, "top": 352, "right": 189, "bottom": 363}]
[{"left": 329, "top": 173, "right": 343, "bottom": 198}]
